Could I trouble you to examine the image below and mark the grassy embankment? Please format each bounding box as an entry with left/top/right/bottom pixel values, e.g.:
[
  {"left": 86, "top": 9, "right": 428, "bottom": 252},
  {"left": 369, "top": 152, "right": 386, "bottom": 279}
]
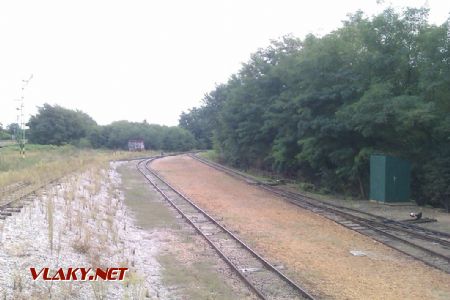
[
  {"left": 0, "top": 143, "right": 157, "bottom": 202},
  {"left": 0, "top": 143, "right": 159, "bottom": 298}
]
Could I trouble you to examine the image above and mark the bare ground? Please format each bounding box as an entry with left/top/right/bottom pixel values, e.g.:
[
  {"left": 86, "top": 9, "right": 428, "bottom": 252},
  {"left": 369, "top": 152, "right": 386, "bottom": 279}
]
[
  {"left": 0, "top": 164, "right": 153, "bottom": 299},
  {"left": 151, "top": 155, "right": 450, "bottom": 300},
  {"left": 118, "top": 162, "right": 256, "bottom": 300},
  {"left": 278, "top": 183, "right": 450, "bottom": 234},
  {"left": 0, "top": 160, "right": 255, "bottom": 299}
]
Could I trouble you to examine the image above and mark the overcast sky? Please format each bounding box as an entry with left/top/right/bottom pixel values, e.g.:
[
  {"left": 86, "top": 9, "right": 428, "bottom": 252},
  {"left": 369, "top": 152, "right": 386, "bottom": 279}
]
[{"left": 1, "top": 0, "right": 449, "bottom": 127}]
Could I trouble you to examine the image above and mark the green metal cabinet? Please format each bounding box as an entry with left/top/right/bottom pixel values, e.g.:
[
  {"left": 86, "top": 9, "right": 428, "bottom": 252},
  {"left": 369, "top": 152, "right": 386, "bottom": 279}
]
[{"left": 370, "top": 155, "right": 411, "bottom": 203}]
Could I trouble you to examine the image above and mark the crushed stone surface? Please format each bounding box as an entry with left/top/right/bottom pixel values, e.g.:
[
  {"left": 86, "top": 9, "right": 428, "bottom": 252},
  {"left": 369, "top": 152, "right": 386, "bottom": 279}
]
[
  {"left": 0, "top": 160, "right": 256, "bottom": 299},
  {"left": 0, "top": 163, "right": 166, "bottom": 299}
]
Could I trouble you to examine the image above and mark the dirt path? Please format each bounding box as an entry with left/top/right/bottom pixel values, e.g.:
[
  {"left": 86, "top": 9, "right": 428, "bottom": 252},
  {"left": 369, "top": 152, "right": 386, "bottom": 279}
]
[{"left": 152, "top": 155, "right": 450, "bottom": 300}]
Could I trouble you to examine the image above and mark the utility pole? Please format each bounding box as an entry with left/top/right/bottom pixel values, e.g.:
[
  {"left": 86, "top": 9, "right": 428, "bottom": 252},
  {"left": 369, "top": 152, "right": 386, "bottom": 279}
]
[{"left": 15, "top": 74, "right": 33, "bottom": 158}]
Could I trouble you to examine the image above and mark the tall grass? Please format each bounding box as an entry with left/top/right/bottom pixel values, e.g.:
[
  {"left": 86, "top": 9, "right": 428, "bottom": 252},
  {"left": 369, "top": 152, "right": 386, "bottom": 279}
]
[
  {"left": 0, "top": 144, "right": 157, "bottom": 193},
  {"left": 47, "top": 195, "right": 54, "bottom": 254},
  {"left": 0, "top": 145, "right": 158, "bottom": 299}
]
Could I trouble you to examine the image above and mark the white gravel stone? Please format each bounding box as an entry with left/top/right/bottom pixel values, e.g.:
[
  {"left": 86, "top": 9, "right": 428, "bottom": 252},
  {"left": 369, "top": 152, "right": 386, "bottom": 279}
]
[{"left": 0, "top": 162, "right": 169, "bottom": 299}]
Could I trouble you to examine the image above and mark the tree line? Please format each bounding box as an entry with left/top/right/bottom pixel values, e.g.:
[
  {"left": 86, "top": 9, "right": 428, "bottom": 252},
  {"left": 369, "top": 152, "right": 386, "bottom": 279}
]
[
  {"left": 0, "top": 123, "right": 20, "bottom": 140},
  {"left": 179, "top": 8, "right": 450, "bottom": 208},
  {"left": 26, "top": 104, "right": 196, "bottom": 151}
]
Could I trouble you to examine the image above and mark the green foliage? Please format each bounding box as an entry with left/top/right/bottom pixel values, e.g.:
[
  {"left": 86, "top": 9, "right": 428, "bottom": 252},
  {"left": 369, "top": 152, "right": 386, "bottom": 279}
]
[
  {"left": 6, "top": 123, "right": 20, "bottom": 135},
  {"left": 179, "top": 108, "right": 212, "bottom": 149},
  {"left": 418, "top": 145, "right": 450, "bottom": 210},
  {"left": 91, "top": 121, "right": 195, "bottom": 151},
  {"left": 180, "top": 7, "right": 450, "bottom": 207},
  {"left": 25, "top": 104, "right": 196, "bottom": 152},
  {"left": 0, "top": 130, "right": 10, "bottom": 140},
  {"left": 179, "top": 84, "right": 230, "bottom": 149},
  {"left": 0, "top": 123, "right": 11, "bottom": 140},
  {"left": 28, "top": 104, "right": 97, "bottom": 145},
  {"left": 0, "top": 144, "right": 76, "bottom": 173}
]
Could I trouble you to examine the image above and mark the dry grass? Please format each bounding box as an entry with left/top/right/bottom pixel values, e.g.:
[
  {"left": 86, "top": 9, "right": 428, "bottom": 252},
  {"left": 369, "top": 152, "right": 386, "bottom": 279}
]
[
  {"left": 0, "top": 144, "right": 157, "bottom": 199},
  {"left": 153, "top": 155, "right": 450, "bottom": 300},
  {"left": 46, "top": 196, "right": 54, "bottom": 253},
  {"left": 0, "top": 147, "right": 159, "bottom": 298},
  {"left": 12, "top": 271, "right": 23, "bottom": 293},
  {"left": 90, "top": 281, "right": 107, "bottom": 300},
  {"left": 122, "top": 271, "right": 146, "bottom": 300},
  {"left": 72, "top": 227, "right": 91, "bottom": 254}
]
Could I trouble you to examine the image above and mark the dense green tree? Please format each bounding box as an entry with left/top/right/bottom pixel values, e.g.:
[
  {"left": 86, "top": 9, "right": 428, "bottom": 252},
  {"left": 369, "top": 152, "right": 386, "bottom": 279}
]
[
  {"left": 26, "top": 104, "right": 196, "bottom": 152},
  {"left": 0, "top": 123, "right": 10, "bottom": 140},
  {"left": 90, "top": 120, "right": 195, "bottom": 151},
  {"left": 180, "top": 7, "right": 450, "bottom": 207},
  {"left": 179, "top": 107, "right": 212, "bottom": 149},
  {"left": 179, "top": 84, "right": 230, "bottom": 149},
  {"left": 6, "top": 123, "right": 20, "bottom": 136},
  {"left": 161, "top": 126, "right": 196, "bottom": 151},
  {"left": 28, "top": 104, "right": 97, "bottom": 146}
]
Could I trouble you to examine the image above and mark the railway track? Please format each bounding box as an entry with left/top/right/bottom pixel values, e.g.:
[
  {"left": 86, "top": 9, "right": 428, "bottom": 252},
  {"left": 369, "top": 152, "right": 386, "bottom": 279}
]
[
  {"left": 137, "top": 158, "right": 315, "bottom": 300},
  {"left": 0, "top": 163, "right": 94, "bottom": 221},
  {"left": 0, "top": 154, "right": 182, "bottom": 220},
  {"left": 0, "top": 178, "right": 63, "bottom": 220},
  {"left": 188, "top": 154, "right": 450, "bottom": 274}
]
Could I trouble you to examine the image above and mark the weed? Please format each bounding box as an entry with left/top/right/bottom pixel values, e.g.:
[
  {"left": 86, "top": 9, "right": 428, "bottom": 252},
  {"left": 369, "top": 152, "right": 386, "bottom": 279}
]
[
  {"left": 72, "top": 226, "right": 91, "bottom": 254},
  {"left": 47, "top": 196, "right": 54, "bottom": 253},
  {"left": 12, "top": 271, "right": 23, "bottom": 292},
  {"left": 56, "top": 228, "right": 63, "bottom": 265},
  {"left": 122, "top": 271, "right": 146, "bottom": 300},
  {"left": 90, "top": 281, "right": 107, "bottom": 300},
  {"left": 0, "top": 144, "right": 157, "bottom": 204}
]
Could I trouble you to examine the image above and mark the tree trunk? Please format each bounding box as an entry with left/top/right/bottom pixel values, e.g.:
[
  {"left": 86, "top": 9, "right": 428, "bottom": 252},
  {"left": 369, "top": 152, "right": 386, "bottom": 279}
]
[{"left": 358, "top": 174, "right": 366, "bottom": 199}]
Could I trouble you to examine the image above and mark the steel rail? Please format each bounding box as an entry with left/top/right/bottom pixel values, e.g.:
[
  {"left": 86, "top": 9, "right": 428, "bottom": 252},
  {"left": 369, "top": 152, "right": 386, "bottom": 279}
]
[
  {"left": 0, "top": 176, "right": 63, "bottom": 212},
  {"left": 271, "top": 186, "right": 450, "bottom": 241},
  {"left": 264, "top": 186, "right": 450, "bottom": 272},
  {"left": 0, "top": 154, "right": 157, "bottom": 218},
  {"left": 189, "top": 154, "right": 450, "bottom": 240},
  {"left": 136, "top": 159, "right": 266, "bottom": 299},
  {"left": 189, "top": 154, "right": 450, "bottom": 239},
  {"left": 136, "top": 158, "right": 315, "bottom": 300},
  {"left": 189, "top": 154, "right": 450, "bottom": 274},
  {"left": 280, "top": 188, "right": 450, "bottom": 247}
]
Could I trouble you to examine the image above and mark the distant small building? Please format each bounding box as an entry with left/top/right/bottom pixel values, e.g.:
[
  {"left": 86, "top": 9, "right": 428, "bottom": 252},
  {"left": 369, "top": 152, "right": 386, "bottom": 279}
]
[{"left": 128, "top": 139, "right": 145, "bottom": 151}]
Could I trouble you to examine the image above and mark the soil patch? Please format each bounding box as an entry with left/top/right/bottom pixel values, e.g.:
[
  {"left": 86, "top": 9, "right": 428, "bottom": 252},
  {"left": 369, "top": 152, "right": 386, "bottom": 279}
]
[
  {"left": 152, "top": 155, "right": 450, "bottom": 300},
  {"left": 118, "top": 162, "right": 255, "bottom": 300},
  {"left": 0, "top": 161, "right": 254, "bottom": 299}
]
